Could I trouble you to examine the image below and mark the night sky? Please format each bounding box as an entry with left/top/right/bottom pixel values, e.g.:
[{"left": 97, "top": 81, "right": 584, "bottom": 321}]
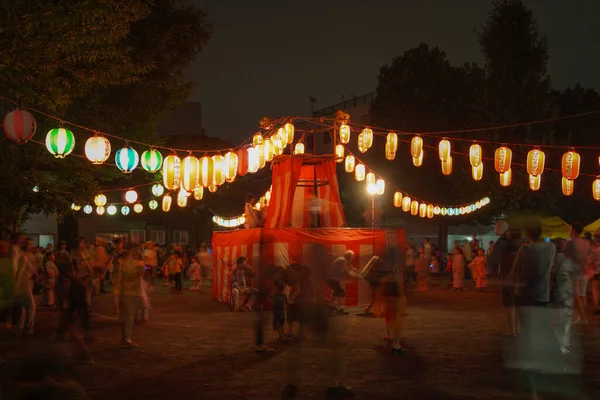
[{"left": 188, "top": 0, "right": 600, "bottom": 143}]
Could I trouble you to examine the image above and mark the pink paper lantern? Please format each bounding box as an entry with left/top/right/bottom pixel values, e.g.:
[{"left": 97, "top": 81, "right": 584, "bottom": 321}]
[{"left": 3, "top": 110, "right": 36, "bottom": 143}]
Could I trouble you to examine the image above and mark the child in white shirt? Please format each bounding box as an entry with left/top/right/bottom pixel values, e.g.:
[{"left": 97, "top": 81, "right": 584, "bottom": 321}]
[{"left": 188, "top": 257, "right": 201, "bottom": 290}]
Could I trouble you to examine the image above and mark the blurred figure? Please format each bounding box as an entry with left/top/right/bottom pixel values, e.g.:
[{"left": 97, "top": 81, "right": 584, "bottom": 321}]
[
  {"left": 327, "top": 250, "right": 358, "bottom": 313},
  {"left": 272, "top": 279, "right": 287, "bottom": 340},
  {"left": 405, "top": 242, "right": 416, "bottom": 284},
  {"left": 451, "top": 247, "right": 465, "bottom": 291},
  {"left": 43, "top": 251, "right": 58, "bottom": 307},
  {"left": 120, "top": 246, "right": 145, "bottom": 348},
  {"left": 589, "top": 235, "right": 600, "bottom": 313},
  {"left": 188, "top": 257, "right": 201, "bottom": 290},
  {"left": 230, "top": 256, "right": 259, "bottom": 311},
  {"left": 497, "top": 229, "right": 521, "bottom": 337},
  {"left": 14, "top": 239, "right": 38, "bottom": 335},
  {"left": 143, "top": 241, "right": 158, "bottom": 286},
  {"left": 243, "top": 194, "right": 261, "bottom": 228},
  {"left": 415, "top": 246, "right": 429, "bottom": 291},
  {"left": 469, "top": 248, "right": 488, "bottom": 291},
  {"left": 381, "top": 247, "right": 406, "bottom": 355},
  {"left": 552, "top": 238, "right": 572, "bottom": 354},
  {"left": 196, "top": 243, "right": 213, "bottom": 287},
  {"left": 566, "top": 223, "right": 591, "bottom": 325}
]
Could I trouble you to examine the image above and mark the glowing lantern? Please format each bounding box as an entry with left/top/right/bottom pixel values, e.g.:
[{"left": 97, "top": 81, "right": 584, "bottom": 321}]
[
  {"left": 193, "top": 185, "right": 204, "bottom": 200},
  {"left": 263, "top": 139, "right": 274, "bottom": 162},
  {"left": 284, "top": 122, "right": 295, "bottom": 145},
  {"left": 124, "top": 190, "right": 138, "bottom": 204},
  {"left": 426, "top": 204, "right": 434, "bottom": 219},
  {"left": 200, "top": 156, "right": 214, "bottom": 187},
  {"left": 529, "top": 174, "right": 541, "bottom": 191},
  {"left": 149, "top": 200, "right": 158, "bottom": 210},
  {"left": 376, "top": 179, "right": 385, "bottom": 195},
  {"left": 3, "top": 110, "right": 36, "bottom": 143},
  {"left": 561, "top": 149, "right": 580, "bottom": 180},
  {"left": 366, "top": 183, "right": 377, "bottom": 195},
  {"left": 272, "top": 136, "right": 284, "bottom": 156},
  {"left": 85, "top": 135, "right": 111, "bottom": 164},
  {"left": 526, "top": 149, "right": 545, "bottom": 177},
  {"left": 469, "top": 143, "right": 482, "bottom": 167},
  {"left": 593, "top": 178, "right": 600, "bottom": 201},
  {"left": 247, "top": 147, "right": 259, "bottom": 173},
  {"left": 208, "top": 184, "right": 218, "bottom": 193},
  {"left": 358, "top": 128, "right": 373, "bottom": 153},
  {"left": 152, "top": 184, "right": 165, "bottom": 197},
  {"left": 252, "top": 134, "right": 263, "bottom": 146},
  {"left": 385, "top": 141, "right": 396, "bottom": 161},
  {"left": 411, "top": 136, "right": 423, "bottom": 158},
  {"left": 256, "top": 144, "right": 266, "bottom": 169},
  {"left": 294, "top": 142, "right": 305, "bottom": 155},
  {"left": 94, "top": 194, "right": 107, "bottom": 207},
  {"left": 434, "top": 206, "right": 441, "bottom": 215},
  {"left": 134, "top": 203, "right": 143, "bottom": 213},
  {"left": 121, "top": 206, "right": 130, "bottom": 216},
  {"left": 441, "top": 157, "right": 453, "bottom": 176},
  {"left": 96, "top": 206, "right": 105, "bottom": 215},
  {"left": 212, "top": 154, "right": 225, "bottom": 185},
  {"left": 366, "top": 172, "right": 376, "bottom": 186},
  {"left": 180, "top": 155, "right": 199, "bottom": 191},
  {"left": 494, "top": 146, "right": 512, "bottom": 173},
  {"left": 393, "top": 192, "right": 403, "bottom": 208},
  {"left": 345, "top": 155, "right": 355, "bottom": 173},
  {"left": 562, "top": 178, "right": 574, "bottom": 196},
  {"left": 410, "top": 200, "right": 419, "bottom": 216},
  {"left": 412, "top": 153, "right": 423, "bottom": 167},
  {"left": 339, "top": 124, "right": 351, "bottom": 144},
  {"left": 418, "top": 203, "right": 426, "bottom": 218},
  {"left": 162, "top": 194, "right": 173, "bottom": 212},
  {"left": 115, "top": 147, "right": 139, "bottom": 173},
  {"left": 472, "top": 163, "right": 483, "bottom": 181},
  {"left": 475, "top": 201, "right": 482, "bottom": 209},
  {"left": 224, "top": 151, "right": 238, "bottom": 181},
  {"left": 386, "top": 132, "right": 398, "bottom": 160},
  {"left": 237, "top": 148, "right": 248, "bottom": 176},
  {"left": 71, "top": 203, "right": 81, "bottom": 211},
  {"left": 499, "top": 169, "right": 512, "bottom": 187},
  {"left": 438, "top": 139, "right": 451, "bottom": 161},
  {"left": 163, "top": 154, "right": 181, "bottom": 190},
  {"left": 441, "top": 208, "right": 448, "bottom": 216},
  {"left": 277, "top": 127, "right": 288, "bottom": 148},
  {"left": 402, "top": 196, "right": 411, "bottom": 212},
  {"left": 355, "top": 164, "right": 366, "bottom": 181},
  {"left": 45, "top": 128, "right": 75, "bottom": 158},
  {"left": 141, "top": 149, "right": 163, "bottom": 173},
  {"left": 83, "top": 205, "right": 92, "bottom": 214},
  {"left": 177, "top": 190, "right": 188, "bottom": 207}
]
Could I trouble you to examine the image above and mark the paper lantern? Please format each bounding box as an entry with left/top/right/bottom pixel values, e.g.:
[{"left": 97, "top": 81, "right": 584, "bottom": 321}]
[
  {"left": 385, "top": 141, "right": 396, "bottom": 161},
  {"left": 152, "top": 184, "right": 165, "bottom": 197},
  {"left": 284, "top": 122, "right": 295, "bottom": 145},
  {"left": 71, "top": 203, "right": 81, "bottom": 211},
  {"left": 125, "top": 190, "right": 138, "bottom": 204},
  {"left": 236, "top": 148, "right": 248, "bottom": 176},
  {"left": 263, "top": 139, "right": 274, "bottom": 162},
  {"left": 193, "top": 185, "right": 204, "bottom": 200},
  {"left": 494, "top": 146, "right": 512, "bottom": 173},
  {"left": 208, "top": 184, "right": 218, "bottom": 193},
  {"left": 345, "top": 155, "right": 355, "bottom": 173},
  {"left": 526, "top": 149, "right": 545, "bottom": 177},
  {"left": 475, "top": 201, "right": 482, "bottom": 209},
  {"left": 366, "top": 182, "right": 377, "bottom": 195},
  {"left": 472, "top": 163, "right": 483, "bottom": 181},
  {"left": 438, "top": 139, "right": 451, "bottom": 161},
  {"left": 411, "top": 136, "right": 423, "bottom": 158},
  {"left": 149, "top": 200, "right": 158, "bottom": 210},
  {"left": 441, "top": 156, "right": 453, "bottom": 176},
  {"left": 141, "top": 149, "right": 163, "bottom": 173},
  {"left": 224, "top": 151, "right": 238, "bottom": 181},
  {"left": 358, "top": 128, "right": 373, "bottom": 153},
  {"left": 593, "top": 178, "right": 600, "bottom": 201},
  {"left": 469, "top": 143, "right": 482, "bottom": 167},
  {"left": 177, "top": 190, "right": 188, "bottom": 207},
  {"left": 434, "top": 206, "right": 441, "bottom": 215},
  {"left": 277, "top": 127, "right": 288, "bottom": 148},
  {"left": 200, "top": 156, "right": 214, "bottom": 187},
  {"left": 180, "top": 155, "right": 199, "bottom": 191},
  {"left": 3, "top": 110, "right": 36, "bottom": 143},
  {"left": 94, "top": 194, "right": 107, "bottom": 207},
  {"left": 339, "top": 124, "right": 350, "bottom": 144},
  {"left": 46, "top": 128, "right": 75, "bottom": 158},
  {"left": 247, "top": 147, "right": 259, "bottom": 173},
  {"left": 294, "top": 142, "right": 305, "bottom": 155},
  {"left": 366, "top": 172, "right": 376, "bottom": 186},
  {"left": 393, "top": 191, "right": 402, "bottom": 208},
  {"left": 529, "top": 174, "right": 541, "bottom": 191},
  {"left": 410, "top": 200, "right": 419, "bottom": 216},
  {"left": 83, "top": 205, "right": 92, "bottom": 214},
  {"left": 115, "top": 147, "right": 139, "bottom": 173},
  {"left": 272, "top": 136, "right": 284, "bottom": 156},
  {"left": 96, "top": 206, "right": 105, "bottom": 215},
  {"left": 426, "top": 204, "right": 434, "bottom": 219},
  {"left": 441, "top": 207, "right": 448, "bottom": 216},
  {"left": 85, "top": 135, "right": 111, "bottom": 164},
  {"left": 386, "top": 132, "right": 398, "bottom": 153},
  {"left": 256, "top": 144, "right": 266, "bottom": 169},
  {"left": 252, "top": 134, "right": 263, "bottom": 146},
  {"left": 419, "top": 203, "right": 427, "bottom": 218},
  {"left": 562, "top": 177, "right": 574, "bottom": 196},
  {"left": 335, "top": 144, "right": 344, "bottom": 161},
  {"left": 121, "top": 206, "right": 130, "bottom": 216},
  {"left": 561, "top": 150, "right": 580, "bottom": 180},
  {"left": 212, "top": 154, "right": 225, "bottom": 186},
  {"left": 376, "top": 179, "right": 385, "bottom": 195},
  {"left": 355, "top": 164, "right": 366, "bottom": 181},
  {"left": 499, "top": 169, "right": 512, "bottom": 187},
  {"left": 412, "top": 153, "right": 423, "bottom": 167},
  {"left": 133, "top": 203, "right": 143, "bottom": 213},
  {"left": 402, "top": 196, "right": 411, "bottom": 212},
  {"left": 163, "top": 154, "right": 181, "bottom": 190}
]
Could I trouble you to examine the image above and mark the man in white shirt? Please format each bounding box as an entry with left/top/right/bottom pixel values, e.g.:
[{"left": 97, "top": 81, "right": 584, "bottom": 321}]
[
  {"left": 243, "top": 194, "right": 261, "bottom": 229},
  {"left": 327, "top": 251, "right": 360, "bottom": 314},
  {"left": 566, "top": 222, "right": 591, "bottom": 324},
  {"left": 196, "top": 244, "right": 213, "bottom": 287}
]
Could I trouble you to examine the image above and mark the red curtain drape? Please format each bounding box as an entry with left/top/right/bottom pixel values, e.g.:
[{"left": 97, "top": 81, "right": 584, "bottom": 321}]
[{"left": 264, "top": 156, "right": 304, "bottom": 228}]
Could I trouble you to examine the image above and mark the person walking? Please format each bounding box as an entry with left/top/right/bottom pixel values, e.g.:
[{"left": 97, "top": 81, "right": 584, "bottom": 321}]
[
  {"left": 14, "top": 240, "right": 38, "bottom": 335},
  {"left": 119, "top": 246, "right": 145, "bottom": 348},
  {"left": 566, "top": 223, "right": 591, "bottom": 325},
  {"left": 452, "top": 247, "right": 465, "bottom": 291}
]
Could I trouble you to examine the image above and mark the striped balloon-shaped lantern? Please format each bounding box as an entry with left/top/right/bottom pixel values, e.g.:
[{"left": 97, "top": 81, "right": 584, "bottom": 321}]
[
  {"left": 3, "top": 110, "right": 36, "bottom": 143},
  {"left": 115, "top": 146, "right": 139, "bottom": 173},
  {"left": 85, "top": 135, "right": 111, "bottom": 164},
  {"left": 224, "top": 151, "right": 238, "bottom": 181},
  {"left": 200, "top": 156, "right": 214, "bottom": 187},
  {"left": 181, "top": 155, "right": 199, "bottom": 192},
  {"left": 141, "top": 149, "right": 163, "bottom": 173},
  {"left": 45, "top": 128, "right": 75, "bottom": 158},
  {"left": 236, "top": 148, "right": 248, "bottom": 176},
  {"left": 163, "top": 154, "right": 181, "bottom": 190}
]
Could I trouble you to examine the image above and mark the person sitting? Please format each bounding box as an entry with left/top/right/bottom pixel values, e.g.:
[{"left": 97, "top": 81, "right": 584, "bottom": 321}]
[
  {"left": 243, "top": 194, "right": 261, "bottom": 229},
  {"left": 230, "top": 256, "right": 259, "bottom": 311}
]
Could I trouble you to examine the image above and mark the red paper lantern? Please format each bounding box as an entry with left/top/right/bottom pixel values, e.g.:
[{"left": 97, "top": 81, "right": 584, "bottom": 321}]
[
  {"left": 3, "top": 110, "right": 36, "bottom": 143},
  {"left": 236, "top": 148, "right": 248, "bottom": 176}
]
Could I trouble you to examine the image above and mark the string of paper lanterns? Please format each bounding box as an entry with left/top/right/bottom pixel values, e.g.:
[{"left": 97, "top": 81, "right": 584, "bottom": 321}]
[{"left": 211, "top": 187, "right": 272, "bottom": 228}]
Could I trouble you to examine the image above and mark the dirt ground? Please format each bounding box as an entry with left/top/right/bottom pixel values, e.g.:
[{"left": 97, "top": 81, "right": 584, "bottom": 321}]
[{"left": 1, "top": 277, "right": 599, "bottom": 399}]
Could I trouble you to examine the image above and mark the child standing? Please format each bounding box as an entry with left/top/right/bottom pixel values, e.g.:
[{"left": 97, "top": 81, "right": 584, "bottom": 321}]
[
  {"left": 171, "top": 252, "right": 183, "bottom": 292},
  {"left": 430, "top": 255, "right": 440, "bottom": 287},
  {"left": 43, "top": 252, "right": 59, "bottom": 306},
  {"left": 188, "top": 257, "right": 201, "bottom": 290},
  {"left": 452, "top": 248, "right": 465, "bottom": 291},
  {"left": 415, "top": 247, "right": 429, "bottom": 291},
  {"left": 162, "top": 258, "right": 170, "bottom": 287},
  {"left": 272, "top": 279, "right": 287, "bottom": 340},
  {"left": 469, "top": 248, "right": 488, "bottom": 291}
]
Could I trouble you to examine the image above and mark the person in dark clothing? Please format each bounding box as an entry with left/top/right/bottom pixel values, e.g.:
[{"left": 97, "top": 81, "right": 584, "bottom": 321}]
[{"left": 272, "top": 279, "right": 286, "bottom": 340}]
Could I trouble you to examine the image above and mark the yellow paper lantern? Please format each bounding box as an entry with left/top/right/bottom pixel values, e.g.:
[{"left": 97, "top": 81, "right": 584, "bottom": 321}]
[
  {"left": 94, "top": 194, "right": 107, "bottom": 207},
  {"left": 339, "top": 123, "right": 350, "bottom": 144},
  {"left": 472, "top": 163, "right": 483, "bottom": 181},
  {"left": 96, "top": 206, "right": 105, "bottom": 216},
  {"left": 263, "top": 139, "right": 274, "bottom": 162},
  {"left": 441, "top": 207, "right": 448, "bottom": 216},
  {"left": 393, "top": 191, "right": 403, "bottom": 208},
  {"left": 410, "top": 200, "right": 419, "bottom": 216},
  {"left": 433, "top": 206, "right": 441, "bottom": 215},
  {"left": 277, "top": 127, "right": 287, "bottom": 148},
  {"left": 162, "top": 194, "right": 172, "bottom": 212},
  {"left": 385, "top": 141, "right": 396, "bottom": 161},
  {"left": 562, "top": 177, "right": 574, "bottom": 196},
  {"left": 358, "top": 128, "right": 373, "bottom": 153},
  {"left": 528, "top": 174, "right": 541, "bottom": 191},
  {"left": 284, "top": 122, "right": 294, "bottom": 145},
  {"left": 124, "top": 189, "right": 138, "bottom": 204},
  {"left": 411, "top": 136, "right": 423, "bottom": 158},
  {"left": 177, "top": 190, "right": 188, "bottom": 207},
  {"left": 193, "top": 185, "right": 204, "bottom": 200},
  {"left": 419, "top": 203, "right": 427, "bottom": 218},
  {"left": 163, "top": 154, "right": 181, "bottom": 191},
  {"left": 366, "top": 172, "right": 376, "bottom": 186},
  {"left": 345, "top": 155, "right": 355, "bottom": 173},
  {"left": 208, "top": 184, "right": 218, "bottom": 193},
  {"left": 181, "top": 155, "right": 199, "bottom": 192},
  {"left": 355, "top": 164, "right": 365, "bottom": 181},
  {"left": 426, "top": 204, "right": 434, "bottom": 219},
  {"left": 255, "top": 144, "right": 266, "bottom": 169},
  {"left": 441, "top": 156, "right": 453, "bottom": 176},
  {"left": 252, "top": 133, "right": 263, "bottom": 146},
  {"left": 469, "top": 143, "right": 482, "bottom": 167},
  {"left": 561, "top": 149, "right": 580, "bottom": 180},
  {"left": 85, "top": 135, "right": 111, "bottom": 164},
  {"left": 494, "top": 146, "right": 512, "bottom": 173},
  {"left": 386, "top": 132, "right": 398, "bottom": 153},
  {"left": 212, "top": 154, "right": 225, "bottom": 185},
  {"left": 272, "top": 135, "right": 284, "bottom": 156},
  {"left": 376, "top": 179, "right": 385, "bottom": 195},
  {"left": 402, "top": 196, "right": 411, "bottom": 212},
  {"left": 438, "top": 139, "right": 451, "bottom": 161},
  {"left": 133, "top": 203, "right": 143, "bottom": 214},
  {"left": 526, "top": 148, "right": 545, "bottom": 177},
  {"left": 294, "top": 142, "right": 305, "bottom": 155},
  {"left": 200, "top": 156, "right": 214, "bottom": 187},
  {"left": 335, "top": 144, "right": 344, "bottom": 161},
  {"left": 499, "top": 169, "right": 512, "bottom": 187},
  {"left": 412, "top": 153, "right": 423, "bottom": 167},
  {"left": 593, "top": 177, "right": 600, "bottom": 201},
  {"left": 366, "top": 182, "right": 377, "bottom": 195},
  {"left": 224, "top": 151, "right": 238, "bottom": 181},
  {"left": 247, "top": 147, "right": 259, "bottom": 173}
]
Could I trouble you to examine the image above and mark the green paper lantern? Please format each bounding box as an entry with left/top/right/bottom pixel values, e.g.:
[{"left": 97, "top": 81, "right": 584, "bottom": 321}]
[
  {"left": 141, "top": 149, "right": 163, "bottom": 173},
  {"left": 149, "top": 199, "right": 158, "bottom": 210},
  {"left": 45, "top": 128, "right": 75, "bottom": 158}
]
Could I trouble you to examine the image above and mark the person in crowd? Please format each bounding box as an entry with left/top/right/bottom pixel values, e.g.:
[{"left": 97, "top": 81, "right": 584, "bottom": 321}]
[
  {"left": 327, "top": 250, "right": 359, "bottom": 314},
  {"left": 93, "top": 239, "right": 110, "bottom": 294},
  {"left": 272, "top": 279, "right": 287, "bottom": 340},
  {"left": 487, "top": 241, "right": 495, "bottom": 257},
  {"left": 363, "top": 256, "right": 392, "bottom": 315},
  {"left": 119, "top": 246, "right": 145, "bottom": 348},
  {"left": 188, "top": 256, "right": 201, "bottom": 290},
  {"left": 588, "top": 235, "right": 600, "bottom": 314},
  {"left": 566, "top": 222, "right": 591, "bottom": 324},
  {"left": 230, "top": 256, "right": 259, "bottom": 311},
  {"left": 71, "top": 239, "right": 93, "bottom": 306},
  {"left": 14, "top": 239, "right": 38, "bottom": 335},
  {"left": 243, "top": 194, "right": 261, "bottom": 229},
  {"left": 415, "top": 246, "right": 429, "bottom": 291},
  {"left": 44, "top": 243, "right": 53, "bottom": 254},
  {"left": 469, "top": 234, "right": 479, "bottom": 252},
  {"left": 444, "top": 253, "right": 453, "bottom": 273},
  {"left": 196, "top": 244, "right": 213, "bottom": 287},
  {"left": 142, "top": 241, "right": 158, "bottom": 286},
  {"left": 381, "top": 249, "right": 406, "bottom": 355},
  {"left": 161, "top": 256, "right": 171, "bottom": 287},
  {"left": 286, "top": 263, "right": 312, "bottom": 339},
  {"left": 423, "top": 238, "right": 432, "bottom": 260},
  {"left": 169, "top": 251, "right": 183, "bottom": 293},
  {"left": 56, "top": 241, "right": 69, "bottom": 259},
  {"left": 43, "top": 251, "right": 58, "bottom": 307},
  {"left": 430, "top": 253, "right": 440, "bottom": 287},
  {"left": 452, "top": 247, "right": 465, "bottom": 291},
  {"left": 552, "top": 238, "right": 572, "bottom": 354},
  {"left": 405, "top": 242, "right": 416, "bottom": 284},
  {"left": 108, "top": 238, "right": 125, "bottom": 315},
  {"left": 469, "top": 248, "right": 488, "bottom": 291}
]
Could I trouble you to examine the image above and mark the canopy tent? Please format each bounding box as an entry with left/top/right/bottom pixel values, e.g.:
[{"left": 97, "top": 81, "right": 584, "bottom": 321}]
[
  {"left": 539, "top": 216, "right": 571, "bottom": 239},
  {"left": 584, "top": 218, "right": 600, "bottom": 234}
]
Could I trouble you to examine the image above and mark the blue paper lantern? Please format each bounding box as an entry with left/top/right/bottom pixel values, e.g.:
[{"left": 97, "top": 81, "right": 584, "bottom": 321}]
[{"left": 115, "top": 147, "right": 139, "bottom": 173}]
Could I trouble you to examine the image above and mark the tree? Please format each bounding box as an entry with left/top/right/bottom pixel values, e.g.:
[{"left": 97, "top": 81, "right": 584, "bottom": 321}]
[{"left": 0, "top": 0, "right": 212, "bottom": 233}]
